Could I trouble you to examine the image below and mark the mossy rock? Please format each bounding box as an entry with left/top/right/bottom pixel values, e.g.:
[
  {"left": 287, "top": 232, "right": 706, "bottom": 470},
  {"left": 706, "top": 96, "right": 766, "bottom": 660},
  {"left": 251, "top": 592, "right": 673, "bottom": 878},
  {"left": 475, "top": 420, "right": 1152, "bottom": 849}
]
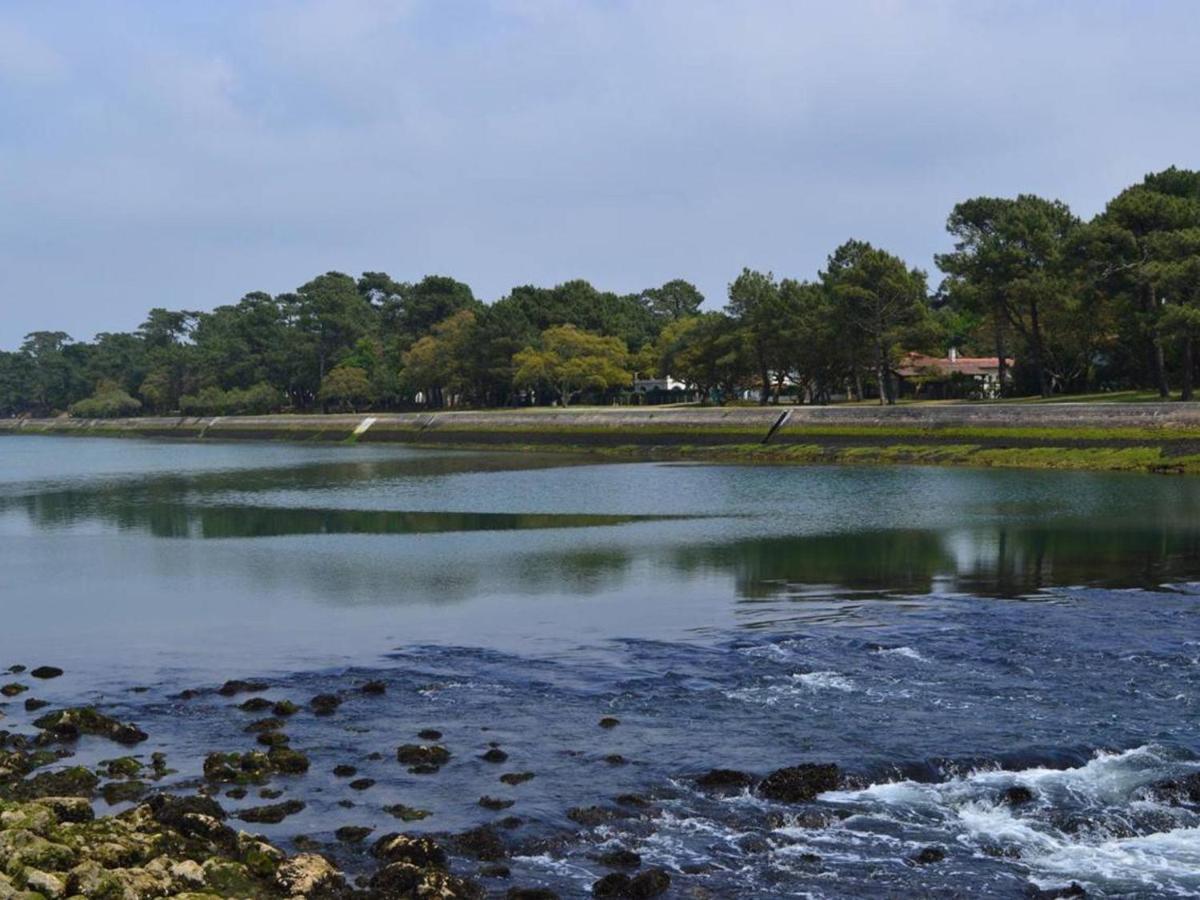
[{"left": 32, "top": 708, "right": 147, "bottom": 746}]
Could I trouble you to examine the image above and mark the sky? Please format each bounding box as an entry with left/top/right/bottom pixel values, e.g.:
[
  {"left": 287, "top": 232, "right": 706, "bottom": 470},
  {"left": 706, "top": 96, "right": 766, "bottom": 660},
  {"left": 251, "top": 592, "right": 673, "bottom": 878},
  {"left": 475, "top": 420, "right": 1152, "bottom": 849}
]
[{"left": 1, "top": 0, "right": 1198, "bottom": 348}]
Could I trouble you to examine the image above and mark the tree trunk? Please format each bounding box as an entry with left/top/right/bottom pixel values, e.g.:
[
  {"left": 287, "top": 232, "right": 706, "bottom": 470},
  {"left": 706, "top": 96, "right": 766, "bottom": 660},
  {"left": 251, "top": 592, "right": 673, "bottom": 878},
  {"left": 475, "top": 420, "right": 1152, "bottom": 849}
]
[
  {"left": 1144, "top": 284, "right": 1170, "bottom": 397},
  {"left": 1182, "top": 336, "right": 1194, "bottom": 402},
  {"left": 993, "top": 310, "right": 1008, "bottom": 399},
  {"left": 1028, "top": 299, "right": 1051, "bottom": 398}
]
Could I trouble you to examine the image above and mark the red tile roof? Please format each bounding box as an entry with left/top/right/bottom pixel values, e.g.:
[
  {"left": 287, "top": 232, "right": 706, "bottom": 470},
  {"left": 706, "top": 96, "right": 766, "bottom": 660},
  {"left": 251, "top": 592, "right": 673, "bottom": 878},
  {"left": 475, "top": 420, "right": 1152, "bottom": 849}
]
[{"left": 896, "top": 353, "right": 1011, "bottom": 378}]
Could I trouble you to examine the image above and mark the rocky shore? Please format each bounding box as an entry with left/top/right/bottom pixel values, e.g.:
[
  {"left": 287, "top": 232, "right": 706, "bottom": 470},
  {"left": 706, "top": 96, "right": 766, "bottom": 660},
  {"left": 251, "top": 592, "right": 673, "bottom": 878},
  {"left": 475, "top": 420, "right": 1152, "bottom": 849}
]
[{"left": 0, "top": 663, "right": 1129, "bottom": 898}]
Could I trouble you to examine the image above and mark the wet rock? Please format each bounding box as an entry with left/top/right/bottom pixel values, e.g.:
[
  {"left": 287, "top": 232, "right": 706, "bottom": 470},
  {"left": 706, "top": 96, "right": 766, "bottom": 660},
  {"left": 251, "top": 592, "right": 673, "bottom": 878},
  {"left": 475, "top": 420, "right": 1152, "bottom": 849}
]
[
  {"left": 627, "top": 868, "right": 671, "bottom": 898},
  {"left": 218, "top": 679, "right": 269, "bottom": 696},
  {"left": 310, "top": 693, "right": 342, "bottom": 715},
  {"left": 598, "top": 847, "right": 642, "bottom": 869},
  {"left": 397, "top": 743, "right": 451, "bottom": 772},
  {"left": 38, "top": 796, "right": 94, "bottom": 823},
  {"left": 480, "top": 795, "right": 515, "bottom": 810},
  {"left": 909, "top": 845, "right": 946, "bottom": 865},
  {"left": 268, "top": 746, "right": 310, "bottom": 774},
  {"left": 370, "top": 862, "right": 482, "bottom": 898},
  {"left": 23, "top": 698, "right": 49, "bottom": 713},
  {"left": 237, "top": 799, "right": 305, "bottom": 823},
  {"left": 599, "top": 717, "right": 620, "bottom": 729},
  {"left": 481, "top": 748, "right": 509, "bottom": 763},
  {"left": 1003, "top": 785, "right": 1036, "bottom": 806},
  {"left": 696, "top": 768, "right": 756, "bottom": 791},
  {"left": 0, "top": 684, "right": 27, "bottom": 697},
  {"left": 593, "top": 872, "right": 632, "bottom": 897},
  {"left": 383, "top": 803, "right": 431, "bottom": 821},
  {"left": 146, "top": 792, "right": 227, "bottom": 825},
  {"left": 349, "top": 778, "right": 375, "bottom": 791},
  {"left": 260, "top": 788, "right": 283, "bottom": 799},
  {"left": 100, "top": 756, "right": 143, "bottom": 778},
  {"left": 418, "top": 728, "right": 443, "bottom": 740},
  {"left": 336, "top": 824, "right": 373, "bottom": 843},
  {"left": 757, "top": 763, "right": 840, "bottom": 803},
  {"left": 245, "top": 716, "right": 284, "bottom": 733},
  {"left": 361, "top": 680, "right": 387, "bottom": 695},
  {"left": 11, "top": 765, "right": 99, "bottom": 799},
  {"left": 33, "top": 707, "right": 148, "bottom": 745},
  {"left": 507, "top": 889, "right": 559, "bottom": 900},
  {"left": 605, "top": 754, "right": 627, "bottom": 766},
  {"left": 615, "top": 794, "right": 651, "bottom": 808},
  {"left": 456, "top": 824, "right": 508, "bottom": 861},
  {"left": 500, "top": 771, "right": 535, "bottom": 785},
  {"left": 101, "top": 779, "right": 148, "bottom": 805},
  {"left": 1145, "top": 772, "right": 1200, "bottom": 806},
  {"left": 7, "top": 665, "right": 25, "bottom": 674},
  {"left": 226, "top": 787, "right": 248, "bottom": 799},
  {"left": 238, "top": 697, "right": 273, "bottom": 712},
  {"left": 275, "top": 852, "right": 345, "bottom": 898},
  {"left": 333, "top": 764, "right": 358, "bottom": 777},
  {"left": 567, "top": 806, "right": 630, "bottom": 827},
  {"left": 372, "top": 832, "right": 448, "bottom": 868},
  {"left": 272, "top": 699, "right": 299, "bottom": 716},
  {"left": 482, "top": 864, "right": 512, "bottom": 878},
  {"left": 1026, "top": 883, "right": 1088, "bottom": 899},
  {"left": 30, "top": 666, "right": 64, "bottom": 680}
]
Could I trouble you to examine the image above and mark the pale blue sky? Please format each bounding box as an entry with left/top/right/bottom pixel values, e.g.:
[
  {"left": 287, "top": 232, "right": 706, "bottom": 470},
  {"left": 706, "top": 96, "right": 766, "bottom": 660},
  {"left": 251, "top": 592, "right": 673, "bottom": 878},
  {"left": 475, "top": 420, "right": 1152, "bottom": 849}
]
[{"left": 2, "top": 1, "right": 1197, "bottom": 347}]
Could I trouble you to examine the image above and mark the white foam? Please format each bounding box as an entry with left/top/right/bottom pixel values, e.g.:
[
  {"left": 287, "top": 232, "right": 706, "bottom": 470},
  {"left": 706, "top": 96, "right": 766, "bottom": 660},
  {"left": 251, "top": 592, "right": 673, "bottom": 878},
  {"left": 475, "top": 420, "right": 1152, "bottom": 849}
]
[{"left": 873, "top": 645, "right": 929, "bottom": 662}]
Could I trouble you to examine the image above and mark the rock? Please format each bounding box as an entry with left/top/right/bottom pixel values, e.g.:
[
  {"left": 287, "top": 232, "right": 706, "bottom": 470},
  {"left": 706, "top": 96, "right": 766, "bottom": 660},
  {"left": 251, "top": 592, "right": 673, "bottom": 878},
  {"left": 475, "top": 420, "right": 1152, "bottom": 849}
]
[
  {"left": 383, "top": 803, "right": 431, "bottom": 821},
  {"left": 238, "top": 697, "right": 273, "bottom": 712},
  {"left": 333, "top": 764, "right": 357, "bottom": 777},
  {"left": 259, "top": 788, "right": 283, "bottom": 799},
  {"left": 757, "top": 763, "right": 840, "bottom": 803},
  {"left": 507, "top": 888, "right": 559, "bottom": 899},
  {"left": 268, "top": 746, "right": 310, "bottom": 774},
  {"left": 605, "top": 754, "right": 627, "bottom": 766},
  {"left": 217, "top": 679, "right": 269, "bottom": 696},
  {"left": 455, "top": 825, "right": 507, "bottom": 861},
  {"left": 598, "top": 847, "right": 641, "bottom": 869},
  {"left": 481, "top": 748, "right": 509, "bottom": 763},
  {"left": 627, "top": 868, "right": 671, "bottom": 898},
  {"left": 37, "top": 796, "right": 94, "bottom": 823},
  {"left": 0, "top": 684, "right": 27, "bottom": 698},
  {"left": 101, "top": 779, "right": 148, "bottom": 805},
  {"left": 310, "top": 693, "right": 341, "bottom": 715},
  {"left": 226, "top": 787, "right": 247, "bottom": 799},
  {"left": 335, "top": 825, "right": 373, "bottom": 843},
  {"left": 1003, "top": 785, "right": 1036, "bottom": 806},
  {"left": 397, "top": 743, "right": 451, "bottom": 772},
  {"left": 146, "top": 792, "right": 228, "bottom": 825},
  {"left": 696, "top": 768, "right": 756, "bottom": 791},
  {"left": 909, "top": 845, "right": 946, "bottom": 865},
  {"left": 33, "top": 707, "right": 148, "bottom": 745},
  {"left": 599, "top": 717, "right": 620, "bottom": 729},
  {"left": 349, "top": 778, "right": 375, "bottom": 791},
  {"left": 12, "top": 765, "right": 99, "bottom": 799},
  {"left": 372, "top": 832, "right": 448, "bottom": 868},
  {"left": 30, "top": 667, "right": 64, "bottom": 680},
  {"left": 480, "top": 795, "right": 515, "bottom": 810},
  {"left": 272, "top": 699, "right": 300, "bottom": 716},
  {"left": 23, "top": 698, "right": 49, "bottom": 713},
  {"left": 275, "top": 853, "right": 345, "bottom": 898},
  {"left": 1145, "top": 772, "right": 1200, "bottom": 806},
  {"left": 361, "top": 680, "right": 387, "bottom": 695},
  {"left": 567, "top": 806, "right": 629, "bottom": 827},
  {"left": 593, "top": 872, "right": 631, "bottom": 897},
  {"left": 370, "top": 862, "right": 481, "bottom": 899},
  {"left": 236, "top": 799, "right": 305, "bottom": 824},
  {"left": 482, "top": 864, "right": 512, "bottom": 878},
  {"left": 170, "top": 859, "right": 207, "bottom": 889},
  {"left": 23, "top": 868, "right": 66, "bottom": 899},
  {"left": 418, "top": 729, "right": 443, "bottom": 740},
  {"left": 500, "top": 771, "right": 535, "bottom": 785},
  {"left": 256, "top": 730, "right": 290, "bottom": 748},
  {"left": 7, "top": 665, "right": 25, "bottom": 674},
  {"left": 245, "top": 717, "right": 284, "bottom": 734},
  {"left": 100, "top": 756, "right": 143, "bottom": 778}
]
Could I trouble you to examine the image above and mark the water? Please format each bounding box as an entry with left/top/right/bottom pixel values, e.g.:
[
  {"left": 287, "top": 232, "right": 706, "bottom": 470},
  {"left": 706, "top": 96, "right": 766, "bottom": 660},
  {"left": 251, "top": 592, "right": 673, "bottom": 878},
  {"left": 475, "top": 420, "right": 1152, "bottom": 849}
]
[{"left": 1, "top": 435, "right": 1199, "bottom": 897}]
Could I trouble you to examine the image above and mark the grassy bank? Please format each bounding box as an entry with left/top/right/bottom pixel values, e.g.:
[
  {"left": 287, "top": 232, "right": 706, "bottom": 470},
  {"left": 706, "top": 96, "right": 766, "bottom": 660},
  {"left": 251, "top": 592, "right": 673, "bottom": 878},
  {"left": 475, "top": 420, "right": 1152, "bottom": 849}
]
[{"left": 7, "top": 405, "right": 1200, "bottom": 474}]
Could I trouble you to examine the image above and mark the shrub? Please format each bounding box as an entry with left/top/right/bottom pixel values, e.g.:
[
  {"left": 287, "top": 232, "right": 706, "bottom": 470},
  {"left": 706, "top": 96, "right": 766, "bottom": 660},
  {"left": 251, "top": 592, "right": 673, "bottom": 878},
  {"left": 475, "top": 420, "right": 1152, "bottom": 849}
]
[{"left": 68, "top": 388, "right": 142, "bottom": 418}]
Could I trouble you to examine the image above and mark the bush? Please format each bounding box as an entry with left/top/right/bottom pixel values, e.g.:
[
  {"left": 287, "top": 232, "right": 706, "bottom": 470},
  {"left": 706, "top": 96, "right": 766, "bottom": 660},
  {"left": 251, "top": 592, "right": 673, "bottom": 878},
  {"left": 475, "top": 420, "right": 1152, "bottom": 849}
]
[
  {"left": 179, "top": 382, "right": 284, "bottom": 416},
  {"left": 68, "top": 388, "right": 142, "bottom": 418}
]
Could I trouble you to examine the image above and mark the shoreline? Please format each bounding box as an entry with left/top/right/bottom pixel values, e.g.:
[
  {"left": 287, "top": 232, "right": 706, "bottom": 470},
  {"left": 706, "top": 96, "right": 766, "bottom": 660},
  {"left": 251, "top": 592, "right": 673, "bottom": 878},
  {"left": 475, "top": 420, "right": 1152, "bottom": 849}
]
[{"left": 8, "top": 404, "right": 1200, "bottom": 474}]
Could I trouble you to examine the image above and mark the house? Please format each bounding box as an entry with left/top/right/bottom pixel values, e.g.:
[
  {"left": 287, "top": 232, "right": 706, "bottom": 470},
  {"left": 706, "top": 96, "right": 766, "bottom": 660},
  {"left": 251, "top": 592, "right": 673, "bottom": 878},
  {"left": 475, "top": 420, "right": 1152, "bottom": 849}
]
[
  {"left": 630, "top": 375, "right": 695, "bottom": 404},
  {"left": 895, "top": 349, "right": 1012, "bottom": 399}
]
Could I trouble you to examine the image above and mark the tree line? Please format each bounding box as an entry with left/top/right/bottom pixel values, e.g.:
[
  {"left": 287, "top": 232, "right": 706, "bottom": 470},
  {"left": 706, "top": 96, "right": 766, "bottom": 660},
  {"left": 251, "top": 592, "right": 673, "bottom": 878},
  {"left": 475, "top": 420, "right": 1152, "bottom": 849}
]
[{"left": 3, "top": 166, "right": 1199, "bottom": 416}]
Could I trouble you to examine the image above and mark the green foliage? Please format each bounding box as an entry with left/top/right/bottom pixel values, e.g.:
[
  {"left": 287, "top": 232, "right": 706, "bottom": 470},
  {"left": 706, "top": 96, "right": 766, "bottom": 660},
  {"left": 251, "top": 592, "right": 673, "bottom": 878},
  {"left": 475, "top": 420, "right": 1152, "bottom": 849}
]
[
  {"left": 68, "top": 383, "right": 142, "bottom": 418},
  {"left": 179, "top": 382, "right": 283, "bottom": 416},
  {"left": 318, "top": 365, "right": 374, "bottom": 411},
  {"left": 513, "top": 325, "right": 632, "bottom": 406}
]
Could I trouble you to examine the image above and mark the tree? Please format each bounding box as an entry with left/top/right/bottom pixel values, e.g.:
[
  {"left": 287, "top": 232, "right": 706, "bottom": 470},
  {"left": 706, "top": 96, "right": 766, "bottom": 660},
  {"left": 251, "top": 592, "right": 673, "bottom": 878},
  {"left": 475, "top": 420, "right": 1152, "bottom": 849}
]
[
  {"left": 512, "top": 325, "right": 631, "bottom": 407},
  {"left": 318, "top": 365, "right": 374, "bottom": 411},
  {"left": 725, "top": 269, "right": 782, "bottom": 404},
  {"left": 291, "top": 272, "right": 377, "bottom": 389},
  {"left": 401, "top": 310, "right": 479, "bottom": 408},
  {"left": 824, "top": 241, "right": 931, "bottom": 404},
  {"left": 640, "top": 279, "right": 705, "bottom": 322}
]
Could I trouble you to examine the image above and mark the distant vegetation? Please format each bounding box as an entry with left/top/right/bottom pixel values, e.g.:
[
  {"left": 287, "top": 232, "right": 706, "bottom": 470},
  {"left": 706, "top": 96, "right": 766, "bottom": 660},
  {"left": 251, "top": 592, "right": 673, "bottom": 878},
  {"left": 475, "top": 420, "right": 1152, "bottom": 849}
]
[{"left": 3, "top": 166, "right": 1200, "bottom": 417}]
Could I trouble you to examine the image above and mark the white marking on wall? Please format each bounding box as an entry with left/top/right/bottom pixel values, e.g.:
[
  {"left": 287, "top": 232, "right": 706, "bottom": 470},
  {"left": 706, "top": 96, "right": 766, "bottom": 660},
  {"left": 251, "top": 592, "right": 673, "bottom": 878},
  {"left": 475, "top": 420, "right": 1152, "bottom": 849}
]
[
  {"left": 199, "top": 416, "right": 222, "bottom": 438},
  {"left": 353, "top": 416, "right": 378, "bottom": 437}
]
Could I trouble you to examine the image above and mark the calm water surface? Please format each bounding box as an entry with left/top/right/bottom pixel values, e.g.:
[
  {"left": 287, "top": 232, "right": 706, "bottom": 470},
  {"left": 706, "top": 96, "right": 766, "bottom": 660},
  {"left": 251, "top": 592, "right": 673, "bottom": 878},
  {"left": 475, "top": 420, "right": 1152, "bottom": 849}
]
[{"left": 1, "top": 435, "right": 1199, "bottom": 897}]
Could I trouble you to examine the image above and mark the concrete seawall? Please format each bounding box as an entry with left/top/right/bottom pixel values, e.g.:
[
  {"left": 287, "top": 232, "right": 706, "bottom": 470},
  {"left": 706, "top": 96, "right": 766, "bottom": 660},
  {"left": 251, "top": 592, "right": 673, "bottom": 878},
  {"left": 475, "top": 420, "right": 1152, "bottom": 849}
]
[{"left": 6, "top": 403, "right": 1200, "bottom": 445}]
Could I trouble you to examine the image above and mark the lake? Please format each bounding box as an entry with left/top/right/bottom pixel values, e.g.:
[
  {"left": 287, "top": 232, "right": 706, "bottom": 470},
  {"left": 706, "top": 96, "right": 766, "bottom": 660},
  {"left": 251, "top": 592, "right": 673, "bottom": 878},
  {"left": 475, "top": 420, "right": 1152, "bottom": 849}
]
[{"left": 1, "top": 435, "right": 1198, "bottom": 897}]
